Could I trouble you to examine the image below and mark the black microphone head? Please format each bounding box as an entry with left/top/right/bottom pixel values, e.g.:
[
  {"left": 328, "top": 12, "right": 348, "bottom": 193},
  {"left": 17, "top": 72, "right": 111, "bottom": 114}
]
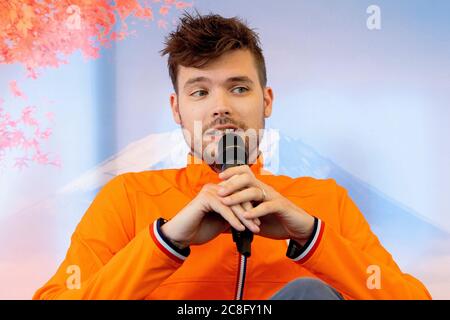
[{"left": 217, "top": 132, "right": 248, "bottom": 171}]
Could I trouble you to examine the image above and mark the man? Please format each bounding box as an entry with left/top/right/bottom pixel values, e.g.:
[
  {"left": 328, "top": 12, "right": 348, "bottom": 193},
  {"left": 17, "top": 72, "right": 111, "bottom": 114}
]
[{"left": 33, "top": 13, "right": 431, "bottom": 300}]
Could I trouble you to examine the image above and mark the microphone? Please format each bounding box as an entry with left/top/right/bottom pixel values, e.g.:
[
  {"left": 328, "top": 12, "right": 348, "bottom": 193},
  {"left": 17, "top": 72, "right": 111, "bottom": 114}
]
[{"left": 217, "top": 132, "right": 253, "bottom": 257}]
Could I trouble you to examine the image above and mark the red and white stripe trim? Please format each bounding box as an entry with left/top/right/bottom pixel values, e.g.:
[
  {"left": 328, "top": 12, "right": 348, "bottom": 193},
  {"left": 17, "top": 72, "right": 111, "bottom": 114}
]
[
  {"left": 234, "top": 254, "right": 247, "bottom": 300},
  {"left": 149, "top": 221, "right": 188, "bottom": 264},
  {"left": 291, "top": 219, "right": 325, "bottom": 263}
]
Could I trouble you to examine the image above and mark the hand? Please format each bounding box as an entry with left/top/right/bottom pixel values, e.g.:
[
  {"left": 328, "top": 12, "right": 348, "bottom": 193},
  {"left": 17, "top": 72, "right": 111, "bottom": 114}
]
[
  {"left": 218, "top": 166, "right": 315, "bottom": 245},
  {"left": 160, "top": 183, "right": 261, "bottom": 249}
]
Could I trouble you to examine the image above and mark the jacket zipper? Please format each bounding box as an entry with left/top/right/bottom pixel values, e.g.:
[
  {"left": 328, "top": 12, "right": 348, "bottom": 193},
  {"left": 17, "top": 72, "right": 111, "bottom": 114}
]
[{"left": 234, "top": 254, "right": 247, "bottom": 300}]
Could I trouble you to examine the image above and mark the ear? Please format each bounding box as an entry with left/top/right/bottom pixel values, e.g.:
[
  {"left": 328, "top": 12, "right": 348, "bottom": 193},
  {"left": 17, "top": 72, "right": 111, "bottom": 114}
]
[
  {"left": 263, "top": 87, "right": 274, "bottom": 118},
  {"left": 170, "top": 93, "right": 181, "bottom": 125}
]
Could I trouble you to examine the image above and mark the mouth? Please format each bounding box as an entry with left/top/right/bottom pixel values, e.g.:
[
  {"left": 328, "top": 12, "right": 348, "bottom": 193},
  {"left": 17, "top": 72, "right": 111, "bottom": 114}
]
[
  {"left": 212, "top": 124, "right": 239, "bottom": 131},
  {"left": 205, "top": 125, "right": 240, "bottom": 142}
]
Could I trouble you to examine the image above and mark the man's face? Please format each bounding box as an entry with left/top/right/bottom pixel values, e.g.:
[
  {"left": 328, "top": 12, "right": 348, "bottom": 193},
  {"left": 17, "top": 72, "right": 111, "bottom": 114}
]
[{"left": 170, "top": 49, "right": 274, "bottom": 165}]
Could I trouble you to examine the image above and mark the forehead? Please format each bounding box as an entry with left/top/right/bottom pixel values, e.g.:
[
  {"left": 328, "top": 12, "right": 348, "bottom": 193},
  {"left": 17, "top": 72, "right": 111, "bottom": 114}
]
[{"left": 177, "top": 49, "right": 260, "bottom": 86}]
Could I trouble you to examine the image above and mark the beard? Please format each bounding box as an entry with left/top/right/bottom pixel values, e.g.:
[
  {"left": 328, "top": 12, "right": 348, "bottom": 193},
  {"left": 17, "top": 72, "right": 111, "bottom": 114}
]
[{"left": 180, "top": 114, "right": 265, "bottom": 170}]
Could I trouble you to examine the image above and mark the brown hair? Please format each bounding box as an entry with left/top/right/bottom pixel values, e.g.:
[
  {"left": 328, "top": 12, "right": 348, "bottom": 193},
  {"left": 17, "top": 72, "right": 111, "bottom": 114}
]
[{"left": 160, "top": 12, "right": 267, "bottom": 92}]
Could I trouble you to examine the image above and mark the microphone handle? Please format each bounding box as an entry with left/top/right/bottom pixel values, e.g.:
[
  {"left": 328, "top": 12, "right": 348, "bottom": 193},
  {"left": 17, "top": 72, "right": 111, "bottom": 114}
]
[
  {"left": 232, "top": 227, "right": 253, "bottom": 257},
  {"left": 222, "top": 163, "right": 254, "bottom": 257}
]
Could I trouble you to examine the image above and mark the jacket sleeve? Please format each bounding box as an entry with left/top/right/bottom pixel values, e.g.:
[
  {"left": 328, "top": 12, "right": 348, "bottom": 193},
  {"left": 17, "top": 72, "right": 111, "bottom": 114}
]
[
  {"left": 33, "top": 175, "right": 188, "bottom": 300},
  {"left": 288, "top": 182, "right": 432, "bottom": 300}
]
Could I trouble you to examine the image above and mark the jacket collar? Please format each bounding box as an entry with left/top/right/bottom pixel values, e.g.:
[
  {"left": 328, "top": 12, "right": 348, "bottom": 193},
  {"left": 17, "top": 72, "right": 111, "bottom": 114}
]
[{"left": 185, "top": 151, "right": 265, "bottom": 193}]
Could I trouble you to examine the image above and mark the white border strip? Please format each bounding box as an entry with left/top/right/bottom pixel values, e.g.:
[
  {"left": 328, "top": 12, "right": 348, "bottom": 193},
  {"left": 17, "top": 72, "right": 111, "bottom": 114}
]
[
  {"left": 153, "top": 222, "right": 187, "bottom": 261},
  {"left": 292, "top": 219, "right": 322, "bottom": 262}
]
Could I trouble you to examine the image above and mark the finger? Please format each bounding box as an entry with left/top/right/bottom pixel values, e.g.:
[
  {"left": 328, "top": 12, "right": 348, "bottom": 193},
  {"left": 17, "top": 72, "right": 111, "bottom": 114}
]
[
  {"left": 218, "top": 174, "right": 252, "bottom": 196},
  {"left": 219, "top": 188, "right": 261, "bottom": 226},
  {"left": 221, "top": 187, "right": 265, "bottom": 206},
  {"left": 231, "top": 204, "right": 260, "bottom": 233},
  {"left": 244, "top": 201, "right": 275, "bottom": 219},
  {"left": 217, "top": 174, "right": 240, "bottom": 195},
  {"left": 232, "top": 204, "right": 260, "bottom": 233},
  {"left": 210, "top": 198, "right": 245, "bottom": 231},
  {"left": 242, "top": 201, "right": 261, "bottom": 226},
  {"left": 218, "top": 165, "right": 250, "bottom": 180}
]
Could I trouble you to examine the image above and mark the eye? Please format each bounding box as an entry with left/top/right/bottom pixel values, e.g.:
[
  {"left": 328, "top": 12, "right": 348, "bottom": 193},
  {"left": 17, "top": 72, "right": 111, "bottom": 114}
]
[
  {"left": 231, "top": 86, "right": 249, "bottom": 94},
  {"left": 191, "top": 89, "right": 208, "bottom": 97}
]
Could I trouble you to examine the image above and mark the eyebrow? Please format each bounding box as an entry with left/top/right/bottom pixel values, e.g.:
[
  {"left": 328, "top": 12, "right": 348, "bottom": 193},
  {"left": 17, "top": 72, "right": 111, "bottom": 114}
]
[{"left": 183, "top": 76, "right": 254, "bottom": 90}]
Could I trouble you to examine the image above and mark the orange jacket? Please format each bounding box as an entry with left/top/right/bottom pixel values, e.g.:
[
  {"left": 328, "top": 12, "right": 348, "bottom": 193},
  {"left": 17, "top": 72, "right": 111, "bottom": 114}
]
[{"left": 33, "top": 153, "right": 431, "bottom": 300}]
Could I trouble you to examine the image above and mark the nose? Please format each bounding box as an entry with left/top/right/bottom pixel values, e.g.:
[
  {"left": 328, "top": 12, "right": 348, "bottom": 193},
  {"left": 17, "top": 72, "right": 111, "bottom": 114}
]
[
  {"left": 211, "top": 91, "right": 233, "bottom": 119},
  {"left": 213, "top": 109, "right": 231, "bottom": 118}
]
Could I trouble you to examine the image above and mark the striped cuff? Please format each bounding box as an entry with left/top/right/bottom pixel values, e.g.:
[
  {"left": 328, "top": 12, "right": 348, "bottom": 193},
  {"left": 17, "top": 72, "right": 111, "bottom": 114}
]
[
  {"left": 149, "top": 218, "right": 190, "bottom": 264},
  {"left": 286, "top": 217, "right": 325, "bottom": 263}
]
